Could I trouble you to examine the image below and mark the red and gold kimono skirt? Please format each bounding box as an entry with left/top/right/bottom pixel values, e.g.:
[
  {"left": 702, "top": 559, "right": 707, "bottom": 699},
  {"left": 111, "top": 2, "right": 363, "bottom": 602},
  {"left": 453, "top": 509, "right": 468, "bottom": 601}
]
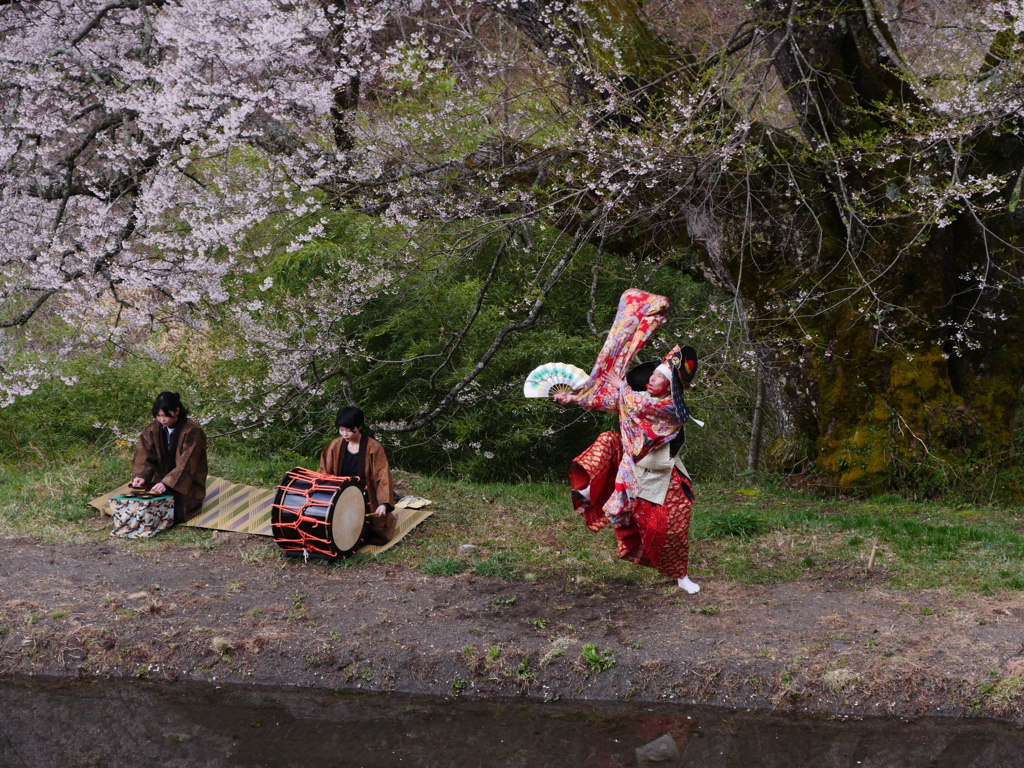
[{"left": 570, "top": 431, "right": 693, "bottom": 579}]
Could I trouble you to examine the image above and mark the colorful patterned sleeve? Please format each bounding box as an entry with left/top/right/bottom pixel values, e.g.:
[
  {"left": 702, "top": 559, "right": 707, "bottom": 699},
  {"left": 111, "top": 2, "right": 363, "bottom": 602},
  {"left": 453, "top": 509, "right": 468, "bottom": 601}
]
[{"left": 574, "top": 289, "right": 669, "bottom": 412}]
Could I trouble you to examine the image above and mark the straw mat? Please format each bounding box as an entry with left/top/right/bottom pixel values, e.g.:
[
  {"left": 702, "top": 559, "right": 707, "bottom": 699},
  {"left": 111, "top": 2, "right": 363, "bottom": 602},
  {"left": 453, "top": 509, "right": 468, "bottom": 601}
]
[{"left": 89, "top": 476, "right": 432, "bottom": 554}]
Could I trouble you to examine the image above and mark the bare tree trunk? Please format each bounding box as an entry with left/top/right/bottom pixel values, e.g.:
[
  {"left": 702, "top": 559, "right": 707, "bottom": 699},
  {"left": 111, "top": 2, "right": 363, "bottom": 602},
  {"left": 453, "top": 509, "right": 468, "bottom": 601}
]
[{"left": 747, "top": 371, "right": 767, "bottom": 473}]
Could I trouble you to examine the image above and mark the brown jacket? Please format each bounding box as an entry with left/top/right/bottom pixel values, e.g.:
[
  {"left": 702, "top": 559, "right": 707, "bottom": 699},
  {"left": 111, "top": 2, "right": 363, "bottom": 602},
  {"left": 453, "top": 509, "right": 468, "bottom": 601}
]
[
  {"left": 131, "top": 418, "right": 208, "bottom": 516},
  {"left": 319, "top": 435, "right": 395, "bottom": 542}
]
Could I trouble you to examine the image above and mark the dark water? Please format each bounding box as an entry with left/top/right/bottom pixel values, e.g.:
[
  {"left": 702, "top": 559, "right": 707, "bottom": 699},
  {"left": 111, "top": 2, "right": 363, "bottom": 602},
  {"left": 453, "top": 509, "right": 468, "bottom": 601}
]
[{"left": 1, "top": 676, "right": 1022, "bottom": 767}]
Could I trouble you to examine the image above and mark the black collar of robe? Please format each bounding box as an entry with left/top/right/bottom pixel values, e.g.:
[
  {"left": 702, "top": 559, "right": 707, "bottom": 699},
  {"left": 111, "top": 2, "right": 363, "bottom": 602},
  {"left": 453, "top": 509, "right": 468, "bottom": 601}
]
[
  {"left": 161, "top": 419, "right": 185, "bottom": 461},
  {"left": 336, "top": 433, "right": 367, "bottom": 482}
]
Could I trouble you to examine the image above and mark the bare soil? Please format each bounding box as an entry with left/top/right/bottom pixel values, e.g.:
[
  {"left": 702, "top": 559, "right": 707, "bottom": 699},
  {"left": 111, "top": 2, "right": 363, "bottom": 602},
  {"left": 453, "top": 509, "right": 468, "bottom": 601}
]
[{"left": 3, "top": 528, "right": 1024, "bottom": 722}]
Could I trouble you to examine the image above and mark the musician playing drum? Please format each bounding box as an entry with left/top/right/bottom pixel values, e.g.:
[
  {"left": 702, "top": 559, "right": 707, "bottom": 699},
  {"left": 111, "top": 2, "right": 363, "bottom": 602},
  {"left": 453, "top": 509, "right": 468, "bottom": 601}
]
[
  {"left": 130, "top": 392, "right": 208, "bottom": 524},
  {"left": 318, "top": 406, "right": 396, "bottom": 544}
]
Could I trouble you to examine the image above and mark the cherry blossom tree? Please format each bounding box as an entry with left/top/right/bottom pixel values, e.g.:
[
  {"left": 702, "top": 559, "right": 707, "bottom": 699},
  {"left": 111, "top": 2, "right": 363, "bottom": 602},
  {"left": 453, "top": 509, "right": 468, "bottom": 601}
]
[
  {"left": 1, "top": 0, "right": 388, "bottom": 398},
  {"left": 4, "top": 0, "right": 1024, "bottom": 491}
]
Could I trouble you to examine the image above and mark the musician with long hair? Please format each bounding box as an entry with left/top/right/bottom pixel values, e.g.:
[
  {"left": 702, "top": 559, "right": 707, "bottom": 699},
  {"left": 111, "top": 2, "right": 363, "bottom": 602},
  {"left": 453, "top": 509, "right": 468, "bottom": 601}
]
[{"left": 130, "top": 391, "right": 208, "bottom": 524}]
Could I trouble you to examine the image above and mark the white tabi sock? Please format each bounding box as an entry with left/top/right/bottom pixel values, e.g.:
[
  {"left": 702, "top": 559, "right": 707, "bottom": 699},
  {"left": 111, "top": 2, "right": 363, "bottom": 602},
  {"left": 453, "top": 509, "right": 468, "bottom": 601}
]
[{"left": 677, "top": 576, "right": 700, "bottom": 594}]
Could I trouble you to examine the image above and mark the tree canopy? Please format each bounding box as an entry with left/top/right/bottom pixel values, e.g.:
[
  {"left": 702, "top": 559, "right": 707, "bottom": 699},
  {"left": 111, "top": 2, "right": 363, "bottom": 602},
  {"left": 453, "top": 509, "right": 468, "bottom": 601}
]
[{"left": 3, "top": 0, "right": 1024, "bottom": 492}]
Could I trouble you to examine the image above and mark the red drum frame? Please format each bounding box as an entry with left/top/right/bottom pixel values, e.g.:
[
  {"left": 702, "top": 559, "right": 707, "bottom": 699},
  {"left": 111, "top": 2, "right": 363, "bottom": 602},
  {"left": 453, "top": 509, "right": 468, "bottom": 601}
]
[{"left": 272, "top": 467, "right": 371, "bottom": 560}]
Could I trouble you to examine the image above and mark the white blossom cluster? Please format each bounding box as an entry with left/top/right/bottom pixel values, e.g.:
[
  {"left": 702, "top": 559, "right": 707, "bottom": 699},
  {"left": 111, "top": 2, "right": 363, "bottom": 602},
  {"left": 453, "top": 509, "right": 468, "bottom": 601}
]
[{"left": 0, "top": 0, "right": 432, "bottom": 406}]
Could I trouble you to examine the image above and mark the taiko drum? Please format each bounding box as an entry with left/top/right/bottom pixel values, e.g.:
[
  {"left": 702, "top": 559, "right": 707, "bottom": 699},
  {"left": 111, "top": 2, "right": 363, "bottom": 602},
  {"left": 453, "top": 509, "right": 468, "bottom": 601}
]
[{"left": 271, "top": 467, "right": 370, "bottom": 559}]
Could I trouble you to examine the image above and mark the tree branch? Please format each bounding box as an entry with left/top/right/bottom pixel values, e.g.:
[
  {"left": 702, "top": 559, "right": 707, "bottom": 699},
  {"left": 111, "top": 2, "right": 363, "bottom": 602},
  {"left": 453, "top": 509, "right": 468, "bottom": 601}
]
[
  {"left": 389, "top": 235, "right": 583, "bottom": 432},
  {"left": 0, "top": 288, "right": 59, "bottom": 328},
  {"left": 69, "top": 0, "right": 163, "bottom": 47}
]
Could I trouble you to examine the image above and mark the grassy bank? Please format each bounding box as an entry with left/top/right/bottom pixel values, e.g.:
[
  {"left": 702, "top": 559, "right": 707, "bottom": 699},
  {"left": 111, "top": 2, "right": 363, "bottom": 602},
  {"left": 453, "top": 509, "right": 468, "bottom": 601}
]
[{"left": 3, "top": 446, "right": 1024, "bottom": 595}]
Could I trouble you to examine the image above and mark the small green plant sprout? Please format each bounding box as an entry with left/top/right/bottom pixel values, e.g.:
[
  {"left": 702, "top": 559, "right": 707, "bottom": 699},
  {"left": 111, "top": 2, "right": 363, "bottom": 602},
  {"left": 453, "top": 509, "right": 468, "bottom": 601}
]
[
  {"left": 344, "top": 665, "right": 373, "bottom": 683},
  {"left": 492, "top": 596, "right": 516, "bottom": 607},
  {"left": 689, "top": 605, "right": 720, "bottom": 616},
  {"left": 450, "top": 677, "right": 468, "bottom": 696},
  {"left": 487, "top": 645, "right": 502, "bottom": 661},
  {"left": 212, "top": 637, "right": 233, "bottom": 658},
  {"left": 515, "top": 658, "right": 534, "bottom": 680},
  {"left": 286, "top": 593, "right": 306, "bottom": 621},
  {"left": 529, "top": 618, "right": 549, "bottom": 630},
  {"left": 581, "top": 643, "right": 615, "bottom": 672}
]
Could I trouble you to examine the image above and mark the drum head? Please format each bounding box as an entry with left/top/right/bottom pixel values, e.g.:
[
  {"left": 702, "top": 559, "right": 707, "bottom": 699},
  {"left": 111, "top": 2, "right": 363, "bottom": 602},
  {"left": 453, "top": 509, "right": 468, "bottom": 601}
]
[{"left": 331, "top": 484, "right": 368, "bottom": 552}]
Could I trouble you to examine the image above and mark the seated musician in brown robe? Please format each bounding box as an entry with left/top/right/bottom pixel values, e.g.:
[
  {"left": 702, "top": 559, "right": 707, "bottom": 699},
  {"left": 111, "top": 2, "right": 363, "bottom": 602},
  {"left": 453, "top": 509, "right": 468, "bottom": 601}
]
[
  {"left": 318, "top": 406, "right": 396, "bottom": 543},
  {"left": 130, "top": 392, "right": 208, "bottom": 524}
]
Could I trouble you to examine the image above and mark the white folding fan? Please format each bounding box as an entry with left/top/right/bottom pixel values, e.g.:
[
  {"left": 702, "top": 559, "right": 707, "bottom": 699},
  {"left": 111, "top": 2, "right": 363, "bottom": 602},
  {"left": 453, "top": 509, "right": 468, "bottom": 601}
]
[{"left": 523, "top": 362, "right": 589, "bottom": 398}]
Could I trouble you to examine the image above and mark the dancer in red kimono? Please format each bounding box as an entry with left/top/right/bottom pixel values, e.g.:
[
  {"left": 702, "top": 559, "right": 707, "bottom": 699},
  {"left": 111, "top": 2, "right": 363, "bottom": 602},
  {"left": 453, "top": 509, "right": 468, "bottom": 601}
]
[{"left": 552, "top": 289, "right": 701, "bottom": 593}]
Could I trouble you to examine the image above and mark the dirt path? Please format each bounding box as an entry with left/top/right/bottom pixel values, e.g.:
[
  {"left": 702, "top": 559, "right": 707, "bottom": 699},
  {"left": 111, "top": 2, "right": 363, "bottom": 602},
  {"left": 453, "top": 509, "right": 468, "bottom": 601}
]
[{"left": 2, "top": 534, "right": 1023, "bottom": 721}]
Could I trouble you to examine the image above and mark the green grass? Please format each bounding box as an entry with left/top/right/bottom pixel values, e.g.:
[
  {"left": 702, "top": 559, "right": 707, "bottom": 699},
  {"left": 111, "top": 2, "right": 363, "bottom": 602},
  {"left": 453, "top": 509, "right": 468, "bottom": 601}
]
[
  {"left": 688, "top": 485, "right": 1024, "bottom": 591},
  {"left": 421, "top": 556, "right": 467, "bottom": 576},
  {"left": 474, "top": 553, "right": 516, "bottom": 578},
  {"left": 5, "top": 446, "right": 1024, "bottom": 594},
  {"left": 696, "top": 509, "right": 766, "bottom": 538}
]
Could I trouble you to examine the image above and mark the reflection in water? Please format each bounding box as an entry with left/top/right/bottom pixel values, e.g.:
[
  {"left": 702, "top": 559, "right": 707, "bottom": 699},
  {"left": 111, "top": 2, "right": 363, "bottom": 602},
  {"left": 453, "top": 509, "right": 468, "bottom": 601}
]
[{"left": 1, "top": 676, "right": 1022, "bottom": 767}]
